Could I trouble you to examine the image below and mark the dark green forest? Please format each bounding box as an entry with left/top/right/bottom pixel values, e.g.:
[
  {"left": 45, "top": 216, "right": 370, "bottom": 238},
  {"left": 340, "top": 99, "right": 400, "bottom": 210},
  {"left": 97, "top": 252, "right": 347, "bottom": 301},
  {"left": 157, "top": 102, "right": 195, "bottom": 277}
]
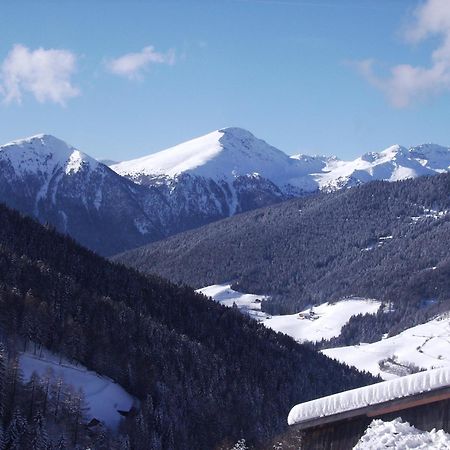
[
  {"left": 0, "top": 203, "right": 374, "bottom": 449},
  {"left": 115, "top": 173, "right": 450, "bottom": 342}
]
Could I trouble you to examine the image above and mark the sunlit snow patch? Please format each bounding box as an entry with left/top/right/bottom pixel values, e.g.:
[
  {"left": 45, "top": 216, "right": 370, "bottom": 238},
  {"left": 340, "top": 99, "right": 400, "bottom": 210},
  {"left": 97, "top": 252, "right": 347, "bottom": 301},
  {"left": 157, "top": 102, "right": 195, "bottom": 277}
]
[
  {"left": 197, "top": 284, "right": 269, "bottom": 321},
  {"left": 323, "top": 313, "right": 450, "bottom": 380},
  {"left": 20, "top": 350, "right": 135, "bottom": 430},
  {"left": 197, "top": 284, "right": 381, "bottom": 343}
]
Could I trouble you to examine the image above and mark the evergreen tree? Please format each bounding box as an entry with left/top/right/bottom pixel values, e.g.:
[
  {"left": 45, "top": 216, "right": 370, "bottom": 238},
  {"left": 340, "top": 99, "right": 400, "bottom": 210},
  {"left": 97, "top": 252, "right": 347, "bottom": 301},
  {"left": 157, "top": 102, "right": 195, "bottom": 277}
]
[
  {"left": 5, "top": 409, "right": 26, "bottom": 450},
  {"left": 27, "top": 411, "right": 49, "bottom": 450}
]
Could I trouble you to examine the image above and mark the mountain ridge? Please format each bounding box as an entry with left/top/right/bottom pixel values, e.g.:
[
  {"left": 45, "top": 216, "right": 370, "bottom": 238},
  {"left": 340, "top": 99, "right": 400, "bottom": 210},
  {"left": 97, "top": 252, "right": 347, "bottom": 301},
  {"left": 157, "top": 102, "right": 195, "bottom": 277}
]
[{"left": 0, "top": 129, "right": 449, "bottom": 256}]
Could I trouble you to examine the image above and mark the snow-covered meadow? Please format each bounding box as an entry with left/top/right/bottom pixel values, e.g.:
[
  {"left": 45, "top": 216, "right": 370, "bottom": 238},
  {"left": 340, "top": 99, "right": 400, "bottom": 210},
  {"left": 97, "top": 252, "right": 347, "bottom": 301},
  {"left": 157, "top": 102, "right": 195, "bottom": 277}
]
[
  {"left": 197, "top": 284, "right": 381, "bottom": 343},
  {"left": 323, "top": 314, "right": 450, "bottom": 379}
]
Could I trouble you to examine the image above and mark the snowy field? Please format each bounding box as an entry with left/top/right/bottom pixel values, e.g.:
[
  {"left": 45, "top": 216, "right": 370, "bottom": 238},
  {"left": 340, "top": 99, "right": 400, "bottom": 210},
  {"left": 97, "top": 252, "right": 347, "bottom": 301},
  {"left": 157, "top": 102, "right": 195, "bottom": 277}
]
[
  {"left": 265, "top": 299, "right": 381, "bottom": 343},
  {"left": 323, "top": 314, "right": 450, "bottom": 379},
  {"left": 197, "top": 284, "right": 269, "bottom": 320},
  {"left": 197, "top": 284, "right": 381, "bottom": 343},
  {"left": 354, "top": 418, "right": 450, "bottom": 449},
  {"left": 20, "top": 350, "right": 135, "bottom": 429}
]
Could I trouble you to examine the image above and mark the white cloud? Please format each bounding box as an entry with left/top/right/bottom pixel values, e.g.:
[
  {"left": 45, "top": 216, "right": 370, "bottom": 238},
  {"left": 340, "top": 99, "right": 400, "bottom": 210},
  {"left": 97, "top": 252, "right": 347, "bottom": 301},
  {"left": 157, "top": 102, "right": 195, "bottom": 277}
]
[
  {"left": 356, "top": 0, "right": 450, "bottom": 108},
  {"left": 0, "top": 44, "right": 79, "bottom": 105},
  {"left": 106, "top": 46, "right": 175, "bottom": 80}
]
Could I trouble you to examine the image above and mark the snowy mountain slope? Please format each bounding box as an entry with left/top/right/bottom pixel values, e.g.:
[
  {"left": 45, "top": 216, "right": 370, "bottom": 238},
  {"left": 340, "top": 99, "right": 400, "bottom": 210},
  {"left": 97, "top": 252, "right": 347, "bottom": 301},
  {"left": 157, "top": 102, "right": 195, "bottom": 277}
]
[
  {"left": 113, "top": 127, "right": 302, "bottom": 219},
  {"left": 1, "top": 130, "right": 450, "bottom": 256},
  {"left": 20, "top": 349, "right": 135, "bottom": 429},
  {"left": 0, "top": 134, "right": 99, "bottom": 177},
  {"left": 112, "top": 127, "right": 304, "bottom": 187},
  {"left": 197, "top": 284, "right": 381, "bottom": 343},
  {"left": 322, "top": 314, "right": 450, "bottom": 380},
  {"left": 354, "top": 418, "right": 450, "bottom": 450},
  {"left": 0, "top": 134, "right": 164, "bottom": 255},
  {"left": 314, "top": 144, "right": 447, "bottom": 191},
  {"left": 113, "top": 128, "right": 450, "bottom": 195},
  {"left": 111, "top": 129, "right": 450, "bottom": 240}
]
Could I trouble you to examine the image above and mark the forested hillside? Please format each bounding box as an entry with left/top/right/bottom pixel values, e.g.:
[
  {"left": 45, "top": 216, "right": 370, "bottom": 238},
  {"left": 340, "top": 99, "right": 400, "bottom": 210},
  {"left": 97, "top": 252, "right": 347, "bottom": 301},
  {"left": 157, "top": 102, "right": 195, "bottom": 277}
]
[
  {"left": 0, "top": 203, "right": 373, "bottom": 449},
  {"left": 115, "top": 173, "right": 450, "bottom": 340}
]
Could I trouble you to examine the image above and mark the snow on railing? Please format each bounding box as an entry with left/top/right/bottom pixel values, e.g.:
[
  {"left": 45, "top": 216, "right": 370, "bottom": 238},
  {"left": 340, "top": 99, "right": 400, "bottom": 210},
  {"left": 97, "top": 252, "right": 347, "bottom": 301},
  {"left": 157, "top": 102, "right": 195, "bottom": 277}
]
[{"left": 288, "top": 367, "right": 450, "bottom": 426}]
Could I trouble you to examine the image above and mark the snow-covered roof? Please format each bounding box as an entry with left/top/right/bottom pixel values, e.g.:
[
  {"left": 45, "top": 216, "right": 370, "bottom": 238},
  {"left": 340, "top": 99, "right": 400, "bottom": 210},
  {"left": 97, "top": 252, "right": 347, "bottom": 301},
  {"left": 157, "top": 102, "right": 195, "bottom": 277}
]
[{"left": 288, "top": 367, "right": 450, "bottom": 427}]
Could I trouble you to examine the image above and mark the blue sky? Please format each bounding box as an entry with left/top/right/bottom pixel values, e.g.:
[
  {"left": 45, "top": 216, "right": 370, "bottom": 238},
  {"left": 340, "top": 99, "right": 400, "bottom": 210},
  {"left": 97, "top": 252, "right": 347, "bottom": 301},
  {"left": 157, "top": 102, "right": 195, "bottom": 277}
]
[{"left": 0, "top": 0, "right": 449, "bottom": 160}]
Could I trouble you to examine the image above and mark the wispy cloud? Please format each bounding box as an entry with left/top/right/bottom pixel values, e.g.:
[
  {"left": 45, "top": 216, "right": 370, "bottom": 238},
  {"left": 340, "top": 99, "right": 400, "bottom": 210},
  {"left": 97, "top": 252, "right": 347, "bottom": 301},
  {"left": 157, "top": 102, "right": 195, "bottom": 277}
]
[
  {"left": 106, "top": 46, "right": 175, "bottom": 80},
  {"left": 0, "top": 44, "right": 79, "bottom": 105},
  {"left": 355, "top": 0, "right": 450, "bottom": 108}
]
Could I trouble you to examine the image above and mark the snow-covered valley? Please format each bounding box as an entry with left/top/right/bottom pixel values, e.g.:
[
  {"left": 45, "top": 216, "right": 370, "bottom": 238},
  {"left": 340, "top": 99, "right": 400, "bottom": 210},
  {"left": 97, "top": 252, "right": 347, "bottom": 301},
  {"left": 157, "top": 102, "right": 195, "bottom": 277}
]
[
  {"left": 199, "top": 283, "right": 450, "bottom": 383},
  {"left": 197, "top": 284, "right": 381, "bottom": 343}
]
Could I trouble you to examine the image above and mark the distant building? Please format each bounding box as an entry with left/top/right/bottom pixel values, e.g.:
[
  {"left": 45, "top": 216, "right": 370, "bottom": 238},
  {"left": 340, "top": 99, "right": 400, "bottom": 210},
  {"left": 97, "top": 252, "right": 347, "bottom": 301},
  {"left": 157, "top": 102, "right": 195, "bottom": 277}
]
[{"left": 287, "top": 367, "right": 450, "bottom": 450}]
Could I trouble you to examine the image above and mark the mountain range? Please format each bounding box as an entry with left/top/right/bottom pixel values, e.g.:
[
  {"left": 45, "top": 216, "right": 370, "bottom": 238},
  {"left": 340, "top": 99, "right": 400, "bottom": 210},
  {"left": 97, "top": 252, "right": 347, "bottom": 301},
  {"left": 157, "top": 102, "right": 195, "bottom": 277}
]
[{"left": 0, "top": 128, "right": 449, "bottom": 255}]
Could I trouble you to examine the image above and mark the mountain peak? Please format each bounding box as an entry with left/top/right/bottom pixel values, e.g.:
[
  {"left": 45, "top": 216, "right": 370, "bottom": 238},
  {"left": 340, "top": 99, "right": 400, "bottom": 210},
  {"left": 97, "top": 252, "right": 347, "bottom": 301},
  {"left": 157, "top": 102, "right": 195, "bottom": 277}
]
[
  {"left": 3, "top": 133, "right": 73, "bottom": 150},
  {"left": 0, "top": 134, "right": 99, "bottom": 175},
  {"left": 218, "top": 126, "right": 255, "bottom": 139},
  {"left": 112, "top": 127, "right": 296, "bottom": 183}
]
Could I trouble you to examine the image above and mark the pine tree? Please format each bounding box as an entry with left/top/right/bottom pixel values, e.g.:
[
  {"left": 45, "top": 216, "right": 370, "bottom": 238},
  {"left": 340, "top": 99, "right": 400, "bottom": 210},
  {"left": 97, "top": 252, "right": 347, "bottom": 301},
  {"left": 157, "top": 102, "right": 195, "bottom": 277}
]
[
  {"left": 55, "top": 434, "right": 67, "bottom": 450},
  {"left": 27, "top": 411, "right": 49, "bottom": 450},
  {"left": 5, "top": 409, "right": 26, "bottom": 450},
  {"left": 231, "top": 439, "right": 248, "bottom": 450},
  {"left": 0, "top": 343, "right": 7, "bottom": 422}
]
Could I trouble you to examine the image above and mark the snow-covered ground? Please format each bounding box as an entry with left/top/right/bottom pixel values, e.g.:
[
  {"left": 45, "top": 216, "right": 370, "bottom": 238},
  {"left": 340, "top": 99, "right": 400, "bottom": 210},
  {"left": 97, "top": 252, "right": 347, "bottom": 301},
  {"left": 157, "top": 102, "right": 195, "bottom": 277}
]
[
  {"left": 197, "top": 284, "right": 381, "bottom": 343},
  {"left": 20, "top": 350, "right": 135, "bottom": 429},
  {"left": 197, "top": 284, "right": 269, "bottom": 320},
  {"left": 354, "top": 418, "right": 450, "bottom": 449},
  {"left": 323, "top": 314, "right": 450, "bottom": 379},
  {"left": 266, "top": 299, "right": 381, "bottom": 343}
]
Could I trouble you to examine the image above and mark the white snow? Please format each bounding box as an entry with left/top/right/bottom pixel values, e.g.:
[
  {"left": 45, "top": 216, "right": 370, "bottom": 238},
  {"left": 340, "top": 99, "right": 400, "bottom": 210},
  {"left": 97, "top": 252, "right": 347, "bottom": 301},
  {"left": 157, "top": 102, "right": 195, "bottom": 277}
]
[
  {"left": 288, "top": 366, "right": 450, "bottom": 426},
  {"left": 265, "top": 299, "right": 381, "bottom": 343},
  {"left": 0, "top": 134, "right": 99, "bottom": 177},
  {"left": 112, "top": 128, "right": 306, "bottom": 190},
  {"left": 197, "top": 284, "right": 269, "bottom": 321},
  {"left": 19, "top": 349, "right": 135, "bottom": 430},
  {"left": 111, "top": 129, "right": 450, "bottom": 193},
  {"left": 353, "top": 418, "right": 450, "bottom": 449},
  {"left": 197, "top": 284, "right": 381, "bottom": 343},
  {"left": 323, "top": 314, "right": 450, "bottom": 379}
]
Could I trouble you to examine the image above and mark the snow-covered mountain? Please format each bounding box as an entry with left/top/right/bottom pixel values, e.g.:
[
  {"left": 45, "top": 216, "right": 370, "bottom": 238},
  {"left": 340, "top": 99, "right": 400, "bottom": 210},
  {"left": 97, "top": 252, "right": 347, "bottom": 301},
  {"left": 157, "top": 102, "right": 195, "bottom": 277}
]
[
  {"left": 0, "top": 134, "right": 164, "bottom": 255},
  {"left": 112, "top": 127, "right": 302, "bottom": 217},
  {"left": 314, "top": 143, "right": 450, "bottom": 191},
  {"left": 113, "top": 127, "right": 450, "bottom": 199},
  {"left": 1, "top": 129, "right": 449, "bottom": 256}
]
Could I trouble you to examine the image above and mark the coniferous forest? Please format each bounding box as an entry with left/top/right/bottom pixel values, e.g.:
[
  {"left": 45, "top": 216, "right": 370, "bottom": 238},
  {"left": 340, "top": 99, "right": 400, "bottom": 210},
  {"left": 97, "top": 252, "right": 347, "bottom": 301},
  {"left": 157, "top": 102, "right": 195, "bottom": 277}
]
[
  {"left": 115, "top": 173, "right": 450, "bottom": 344},
  {"left": 0, "top": 203, "right": 374, "bottom": 449}
]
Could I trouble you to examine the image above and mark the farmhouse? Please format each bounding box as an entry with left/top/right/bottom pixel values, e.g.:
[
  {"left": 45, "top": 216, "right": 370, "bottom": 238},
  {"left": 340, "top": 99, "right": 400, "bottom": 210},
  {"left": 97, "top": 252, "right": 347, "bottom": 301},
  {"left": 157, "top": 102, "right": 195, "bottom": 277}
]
[{"left": 288, "top": 367, "right": 450, "bottom": 450}]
